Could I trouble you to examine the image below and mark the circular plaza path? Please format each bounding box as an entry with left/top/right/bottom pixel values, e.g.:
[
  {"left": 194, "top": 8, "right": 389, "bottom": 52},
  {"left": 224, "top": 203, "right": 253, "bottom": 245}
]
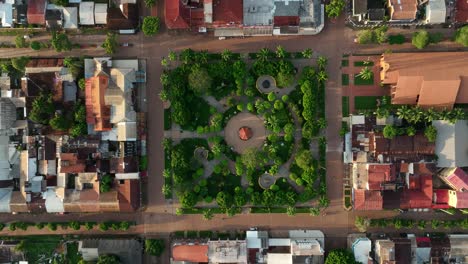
[{"left": 224, "top": 112, "right": 267, "bottom": 154}]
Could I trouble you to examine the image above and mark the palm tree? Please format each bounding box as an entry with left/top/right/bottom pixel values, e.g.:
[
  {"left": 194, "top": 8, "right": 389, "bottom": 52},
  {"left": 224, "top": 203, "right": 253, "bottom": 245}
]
[
  {"left": 197, "top": 50, "right": 208, "bottom": 64},
  {"left": 318, "top": 118, "right": 327, "bottom": 129},
  {"left": 168, "top": 51, "right": 177, "bottom": 61},
  {"left": 317, "top": 56, "right": 327, "bottom": 69},
  {"left": 160, "top": 73, "right": 169, "bottom": 86},
  {"left": 407, "top": 106, "right": 424, "bottom": 124},
  {"left": 396, "top": 105, "right": 411, "bottom": 121},
  {"left": 257, "top": 48, "right": 271, "bottom": 62},
  {"left": 318, "top": 196, "right": 330, "bottom": 208},
  {"left": 357, "top": 67, "right": 373, "bottom": 80},
  {"left": 161, "top": 184, "right": 171, "bottom": 196},
  {"left": 275, "top": 45, "right": 286, "bottom": 59},
  {"left": 161, "top": 57, "right": 168, "bottom": 67},
  {"left": 180, "top": 48, "right": 194, "bottom": 64},
  {"left": 448, "top": 108, "right": 465, "bottom": 123},
  {"left": 317, "top": 71, "right": 328, "bottom": 82},
  {"left": 302, "top": 48, "right": 313, "bottom": 59},
  {"left": 424, "top": 108, "right": 440, "bottom": 123},
  {"left": 309, "top": 207, "right": 321, "bottom": 216},
  {"left": 221, "top": 49, "right": 233, "bottom": 61}
]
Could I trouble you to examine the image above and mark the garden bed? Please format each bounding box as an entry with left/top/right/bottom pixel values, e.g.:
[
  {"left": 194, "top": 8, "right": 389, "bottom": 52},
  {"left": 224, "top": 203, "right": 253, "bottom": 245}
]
[
  {"left": 354, "top": 96, "right": 381, "bottom": 110},
  {"left": 354, "top": 73, "right": 374, "bottom": 85}
]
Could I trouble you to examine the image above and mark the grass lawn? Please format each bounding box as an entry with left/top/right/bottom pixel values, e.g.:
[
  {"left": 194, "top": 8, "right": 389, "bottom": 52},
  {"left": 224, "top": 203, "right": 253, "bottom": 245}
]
[
  {"left": 354, "top": 73, "right": 374, "bottom": 85},
  {"left": 342, "top": 74, "right": 349, "bottom": 85},
  {"left": 354, "top": 96, "right": 381, "bottom": 110},
  {"left": 180, "top": 207, "right": 224, "bottom": 214},
  {"left": 354, "top": 61, "right": 374, "bottom": 67},
  {"left": 164, "top": 109, "right": 172, "bottom": 130},
  {"left": 16, "top": 236, "right": 62, "bottom": 263},
  {"left": 342, "top": 97, "right": 349, "bottom": 117},
  {"left": 250, "top": 207, "right": 310, "bottom": 214},
  {"left": 341, "top": 60, "right": 349, "bottom": 67}
]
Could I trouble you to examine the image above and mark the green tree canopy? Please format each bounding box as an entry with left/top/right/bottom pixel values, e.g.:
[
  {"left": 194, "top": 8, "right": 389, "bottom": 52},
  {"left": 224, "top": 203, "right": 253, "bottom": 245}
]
[
  {"left": 412, "top": 30, "right": 430, "bottom": 49},
  {"left": 325, "top": 0, "right": 345, "bottom": 18},
  {"left": 455, "top": 26, "right": 468, "bottom": 46},
  {"left": 145, "top": 239, "right": 165, "bottom": 256},
  {"left": 325, "top": 249, "right": 358, "bottom": 264},
  {"left": 424, "top": 125, "right": 437, "bottom": 142},
  {"left": 102, "top": 33, "right": 118, "bottom": 54},
  {"left": 144, "top": 0, "right": 156, "bottom": 7},
  {"left": 383, "top": 124, "right": 398, "bottom": 139},
  {"left": 49, "top": 113, "right": 71, "bottom": 131},
  {"left": 188, "top": 66, "right": 212, "bottom": 95},
  {"left": 295, "top": 150, "right": 314, "bottom": 171},
  {"left": 28, "top": 93, "right": 55, "bottom": 124},
  {"left": 241, "top": 148, "right": 265, "bottom": 170},
  {"left": 11, "top": 57, "right": 30, "bottom": 72},
  {"left": 51, "top": 32, "right": 72, "bottom": 52},
  {"left": 30, "top": 41, "right": 41, "bottom": 50},
  {"left": 142, "top": 16, "right": 160, "bottom": 36},
  {"left": 97, "top": 254, "right": 120, "bottom": 264},
  {"left": 100, "top": 174, "right": 113, "bottom": 193}
]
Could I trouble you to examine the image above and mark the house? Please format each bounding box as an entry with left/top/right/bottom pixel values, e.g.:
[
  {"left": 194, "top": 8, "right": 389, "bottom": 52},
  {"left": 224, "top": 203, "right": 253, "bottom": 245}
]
[
  {"left": 455, "top": 0, "right": 468, "bottom": 23},
  {"left": 432, "top": 120, "right": 468, "bottom": 168},
  {"left": 45, "top": 9, "right": 63, "bottom": 29},
  {"left": 0, "top": 0, "right": 14, "bottom": 27},
  {"left": 348, "top": 234, "right": 372, "bottom": 264},
  {"left": 353, "top": 0, "right": 386, "bottom": 21},
  {"left": 448, "top": 235, "right": 468, "bottom": 263},
  {"left": 448, "top": 190, "right": 468, "bottom": 208},
  {"left": 164, "top": 0, "right": 190, "bottom": 29},
  {"left": 380, "top": 52, "right": 468, "bottom": 110},
  {"left": 374, "top": 239, "right": 395, "bottom": 264},
  {"left": 78, "top": 239, "right": 142, "bottom": 264},
  {"left": 208, "top": 240, "right": 247, "bottom": 263},
  {"left": 84, "top": 58, "right": 140, "bottom": 140},
  {"left": 107, "top": 3, "right": 138, "bottom": 30},
  {"left": 387, "top": 0, "right": 417, "bottom": 21},
  {"left": 425, "top": 0, "right": 446, "bottom": 24},
  {"left": 79, "top": 1, "right": 95, "bottom": 25},
  {"left": 62, "top": 7, "right": 78, "bottom": 29},
  {"left": 0, "top": 241, "right": 26, "bottom": 263},
  {"left": 27, "top": 0, "right": 47, "bottom": 25},
  {"left": 172, "top": 243, "right": 209, "bottom": 263},
  {"left": 94, "top": 3, "right": 107, "bottom": 25},
  {"left": 438, "top": 167, "right": 468, "bottom": 192}
]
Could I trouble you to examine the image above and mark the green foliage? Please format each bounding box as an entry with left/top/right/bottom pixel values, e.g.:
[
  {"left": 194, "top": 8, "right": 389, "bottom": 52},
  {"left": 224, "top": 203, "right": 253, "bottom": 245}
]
[
  {"left": 50, "top": 113, "right": 71, "bottom": 131},
  {"left": 97, "top": 254, "right": 120, "bottom": 264},
  {"left": 51, "top": 32, "right": 72, "bottom": 52},
  {"left": 412, "top": 30, "right": 430, "bottom": 49},
  {"left": 455, "top": 25, "right": 468, "bottom": 46},
  {"left": 145, "top": 0, "right": 156, "bottom": 7},
  {"left": 388, "top": 34, "right": 405, "bottom": 44},
  {"left": 355, "top": 216, "right": 370, "bottom": 232},
  {"left": 84, "top": 222, "right": 95, "bottom": 230},
  {"left": 11, "top": 56, "right": 30, "bottom": 72},
  {"left": 100, "top": 174, "right": 113, "bottom": 193},
  {"left": 357, "top": 27, "right": 388, "bottom": 44},
  {"left": 50, "top": 0, "right": 68, "bottom": 6},
  {"left": 69, "top": 221, "right": 81, "bottom": 230},
  {"left": 47, "top": 222, "right": 57, "bottom": 231},
  {"left": 145, "top": 239, "right": 165, "bottom": 256},
  {"left": 78, "top": 78, "right": 86, "bottom": 90},
  {"left": 203, "top": 209, "right": 214, "bottom": 220},
  {"left": 295, "top": 150, "right": 314, "bottom": 170},
  {"left": 70, "top": 103, "right": 88, "bottom": 137},
  {"left": 424, "top": 125, "right": 437, "bottom": 142},
  {"left": 99, "top": 222, "right": 110, "bottom": 231},
  {"left": 120, "top": 221, "right": 130, "bottom": 231},
  {"left": 28, "top": 93, "right": 55, "bottom": 125},
  {"left": 15, "top": 35, "right": 28, "bottom": 48},
  {"left": 241, "top": 148, "right": 265, "bottom": 170},
  {"left": 102, "top": 33, "right": 118, "bottom": 54},
  {"left": 325, "top": 249, "right": 359, "bottom": 264},
  {"left": 383, "top": 125, "right": 398, "bottom": 139},
  {"left": 325, "top": 0, "right": 345, "bottom": 18},
  {"left": 188, "top": 66, "right": 212, "bottom": 94},
  {"left": 142, "top": 16, "right": 160, "bottom": 36}
]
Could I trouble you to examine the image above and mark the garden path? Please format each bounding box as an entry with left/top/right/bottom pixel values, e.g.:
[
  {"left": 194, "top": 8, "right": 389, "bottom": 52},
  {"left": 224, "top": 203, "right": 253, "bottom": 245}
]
[
  {"left": 202, "top": 95, "right": 226, "bottom": 113},
  {"left": 164, "top": 124, "right": 224, "bottom": 144}
]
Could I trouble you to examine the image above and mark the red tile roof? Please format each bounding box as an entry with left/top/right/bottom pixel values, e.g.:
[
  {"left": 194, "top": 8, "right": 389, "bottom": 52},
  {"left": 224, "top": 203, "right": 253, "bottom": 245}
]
[
  {"left": 274, "top": 16, "right": 300, "bottom": 26},
  {"left": 449, "top": 191, "right": 468, "bottom": 208},
  {"left": 432, "top": 189, "right": 450, "bottom": 209},
  {"left": 172, "top": 244, "right": 209, "bottom": 263},
  {"left": 27, "top": 0, "right": 46, "bottom": 25},
  {"left": 85, "top": 76, "right": 112, "bottom": 131},
  {"left": 368, "top": 164, "right": 396, "bottom": 190},
  {"left": 354, "top": 189, "right": 383, "bottom": 210},
  {"left": 165, "top": 0, "right": 190, "bottom": 29},
  {"left": 445, "top": 167, "right": 468, "bottom": 192},
  {"left": 213, "top": 0, "right": 243, "bottom": 26},
  {"left": 456, "top": 0, "right": 468, "bottom": 23},
  {"left": 401, "top": 175, "right": 433, "bottom": 209},
  {"left": 118, "top": 179, "right": 140, "bottom": 212},
  {"left": 60, "top": 153, "right": 86, "bottom": 174}
]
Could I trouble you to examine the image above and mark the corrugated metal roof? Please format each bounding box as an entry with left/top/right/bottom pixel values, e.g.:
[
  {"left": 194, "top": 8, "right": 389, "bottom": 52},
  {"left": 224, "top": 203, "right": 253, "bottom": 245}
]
[{"left": 79, "top": 2, "right": 95, "bottom": 25}]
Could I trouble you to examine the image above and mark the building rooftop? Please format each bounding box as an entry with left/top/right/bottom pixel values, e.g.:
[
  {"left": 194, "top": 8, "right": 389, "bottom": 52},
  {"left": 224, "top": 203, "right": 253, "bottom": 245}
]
[
  {"left": 27, "top": 0, "right": 46, "bottom": 25},
  {"left": 354, "top": 189, "right": 383, "bottom": 210},
  {"left": 172, "top": 244, "right": 209, "bottom": 263},
  {"left": 208, "top": 240, "right": 247, "bottom": 263},
  {"left": 433, "top": 120, "right": 468, "bottom": 168},
  {"left": 79, "top": 1, "right": 95, "bottom": 25},
  {"left": 388, "top": 0, "right": 417, "bottom": 20}
]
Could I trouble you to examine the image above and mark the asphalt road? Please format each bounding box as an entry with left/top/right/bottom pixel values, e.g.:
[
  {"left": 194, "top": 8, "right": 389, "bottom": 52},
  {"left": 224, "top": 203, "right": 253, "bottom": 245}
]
[{"left": 0, "top": 3, "right": 468, "bottom": 259}]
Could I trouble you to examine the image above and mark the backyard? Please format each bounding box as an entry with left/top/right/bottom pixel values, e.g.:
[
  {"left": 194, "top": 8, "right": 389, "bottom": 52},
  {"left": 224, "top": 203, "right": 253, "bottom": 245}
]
[{"left": 161, "top": 47, "right": 329, "bottom": 217}]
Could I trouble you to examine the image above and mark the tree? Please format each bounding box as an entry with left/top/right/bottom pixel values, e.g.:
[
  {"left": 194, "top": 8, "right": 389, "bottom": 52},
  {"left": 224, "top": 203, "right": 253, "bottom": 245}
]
[
  {"left": 51, "top": 32, "right": 72, "bottom": 52},
  {"left": 355, "top": 216, "right": 370, "bottom": 232},
  {"left": 188, "top": 66, "right": 212, "bottom": 94},
  {"left": 267, "top": 92, "right": 276, "bottom": 102},
  {"left": 317, "top": 56, "right": 328, "bottom": 69},
  {"left": 241, "top": 148, "right": 265, "bottom": 170},
  {"left": 216, "top": 191, "right": 233, "bottom": 208},
  {"left": 396, "top": 105, "right": 411, "bottom": 121},
  {"left": 144, "top": 0, "right": 156, "bottom": 7},
  {"left": 102, "top": 33, "right": 118, "bottom": 54},
  {"left": 142, "top": 16, "right": 160, "bottom": 36},
  {"left": 310, "top": 207, "right": 321, "bottom": 216},
  {"left": 295, "top": 150, "right": 314, "bottom": 170},
  {"left": 325, "top": 249, "right": 358, "bottom": 264},
  {"left": 257, "top": 48, "right": 271, "bottom": 62},
  {"left": 168, "top": 51, "right": 177, "bottom": 61},
  {"left": 180, "top": 191, "right": 198, "bottom": 208},
  {"left": 357, "top": 67, "right": 373, "bottom": 80},
  {"left": 317, "top": 71, "right": 328, "bottom": 82},
  {"left": 100, "top": 174, "right": 113, "bottom": 193},
  {"left": 412, "top": 30, "right": 430, "bottom": 49},
  {"left": 69, "top": 221, "right": 81, "bottom": 230},
  {"left": 97, "top": 254, "right": 120, "bottom": 264},
  {"left": 275, "top": 45, "right": 286, "bottom": 58},
  {"left": 424, "top": 125, "right": 437, "bottom": 142},
  {"left": 51, "top": 0, "right": 68, "bottom": 6},
  {"left": 50, "top": 113, "right": 71, "bottom": 131},
  {"left": 145, "top": 239, "right": 165, "bottom": 256},
  {"left": 15, "top": 35, "right": 28, "bottom": 48},
  {"left": 78, "top": 78, "right": 86, "bottom": 90},
  {"left": 319, "top": 196, "right": 330, "bottom": 208},
  {"left": 286, "top": 206, "right": 296, "bottom": 216},
  {"left": 28, "top": 93, "right": 55, "bottom": 124},
  {"left": 221, "top": 49, "right": 233, "bottom": 61},
  {"left": 406, "top": 126, "right": 416, "bottom": 136},
  {"left": 325, "top": 0, "right": 345, "bottom": 18},
  {"left": 383, "top": 124, "right": 398, "bottom": 139},
  {"left": 302, "top": 48, "right": 313, "bottom": 59},
  {"left": 161, "top": 57, "right": 168, "bottom": 67},
  {"left": 11, "top": 57, "right": 30, "bottom": 72},
  {"left": 455, "top": 25, "right": 468, "bottom": 46},
  {"left": 203, "top": 209, "right": 214, "bottom": 220}
]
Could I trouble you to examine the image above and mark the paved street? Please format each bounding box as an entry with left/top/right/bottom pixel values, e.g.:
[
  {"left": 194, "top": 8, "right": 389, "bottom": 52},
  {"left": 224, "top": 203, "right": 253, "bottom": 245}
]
[{"left": 0, "top": 1, "right": 467, "bottom": 258}]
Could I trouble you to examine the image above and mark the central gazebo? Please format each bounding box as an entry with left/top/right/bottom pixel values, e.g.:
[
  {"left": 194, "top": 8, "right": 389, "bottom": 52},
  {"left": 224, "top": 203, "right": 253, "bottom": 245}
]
[{"left": 224, "top": 112, "right": 267, "bottom": 154}]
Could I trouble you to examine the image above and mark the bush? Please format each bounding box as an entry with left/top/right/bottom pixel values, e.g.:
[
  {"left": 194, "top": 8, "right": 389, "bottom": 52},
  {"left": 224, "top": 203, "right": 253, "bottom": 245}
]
[
  {"left": 388, "top": 34, "right": 405, "bottom": 44},
  {"left": 142, "top": 16, "right": 160, "bottom": 36},
  {"left": 47, "top": 222, "right": 57, "bottom": 231},
  {"left": 120, "top": 221, "right": 130, "bottom": 231},
  {"left": 0, "top": 223, "right": 4, "bottom": 231},
  {"left": 8, "top": 223, "right": 16, "bottom": 231},
  {"left": 78, "top": 78, "right": 86, "bottom": 90},
  {"left": 99, "top": 222, "right": 109, "bottom": 231},
  {"left": 84, "top": 222, "right": 95, "bottom": 230},
  {"left": 455, "top": 25, "right": 468, "bottom": 46},
  {"left": 145, "top": 239, "right": 165, "bottom": 256},
  {"left": 15, "top": 35, "right": 28, "bottom": 48},
  {"left": 51, "top": 32, "right": 72, "bottom": 52},
  {"left": 69, "top": 221, "right": 81, "bottom": 230},
  {"left": 325, "top": 0, "right": 345, "bottom": 18},
  {"left": 101, "top": 33, "right": 118, "bottom": 54},
  {"left": 30, "top": 41, "right": 41, "bottom": 50},
  {"left": 424, "top": 125, "right": 437, "bottom": 142},
  {"left": 412, "top": 30, "right": 430, "bottom": 49},
  {"left": 325, "top": 249, "right": 359, "bottom": 264}
]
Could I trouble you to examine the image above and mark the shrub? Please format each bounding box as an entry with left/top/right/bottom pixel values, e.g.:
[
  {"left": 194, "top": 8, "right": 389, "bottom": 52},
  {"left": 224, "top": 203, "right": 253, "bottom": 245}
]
[
  {"left": 101, "top": 33, "right": 117, "bottom": 54},
  {"left": 15, "top": 35, "right": 28, "bottom": 48},
  {"left": 84, "top": 222, "right": 95, "bottom": 230},
  {"left": 51, "top": 32, "right": 72, "bottom": 52},
  {"left": 99, "top": 222, "right": 110, "bottom": 231},
  {"left": 388, "top": 34, "right": 405, "bottom": 44},
  {"left": 424, "top": 125, "right": 437, "bottom": 142},
  {"left": 16, "top": 222, "right": 29, "bottom": 231},
  {"left": 142, "top": 17, "right": 160, "bottom": 36},
  {"left": 78, "top": 78, "right": 86, "bottom": 90},
  {"left": 8, "top": 223, "right": 16, "bottom": 231},
  {"left": 47, "top": 222, "right": 57, "bottom": 231},
  {"left": 455, "top": 25, "right": 468, "bottom": 46},
  {"left": 0, "top": 223, "right": 4, "bottom": 231},
  {"left": 325, "top": 0, "right": 345, "bottom": 18},
  {"left": 30, "top": 41, "right": 41, "bottom": 50},
  {"left": 355, "top": 216, "right": 370, "bottom": 232},
  {"left": 412, "top": 30, "right": 430, "bottom": 49},
  {"left": 69, "top": 221, "right": 81, "bottom": 230},
  {"left": 145, "top": 239, "right": 166, "bottom": 256},
  {"left": 120, "top": 221, "right": 130, "bottom": 231}
]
